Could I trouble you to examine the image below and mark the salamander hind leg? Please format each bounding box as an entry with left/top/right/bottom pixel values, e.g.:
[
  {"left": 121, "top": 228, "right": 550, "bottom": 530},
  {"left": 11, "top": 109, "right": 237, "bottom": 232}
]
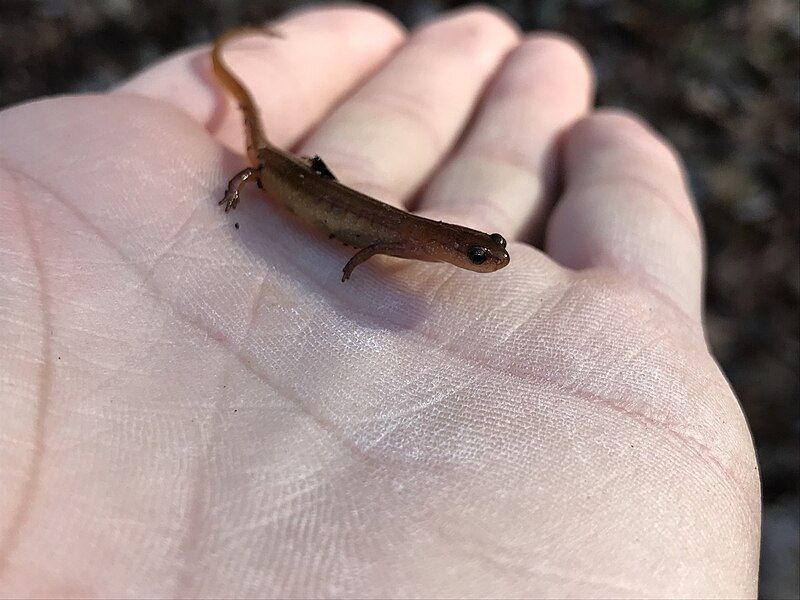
[{"left": 219, "top": 166, "right": 260, "bottom": 212}]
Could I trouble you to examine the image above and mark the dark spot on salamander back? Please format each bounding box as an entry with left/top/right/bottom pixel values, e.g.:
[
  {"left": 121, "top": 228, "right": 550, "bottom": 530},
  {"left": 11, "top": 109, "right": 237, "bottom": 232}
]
[{"left": 234, "top": 222, "right": 240, "bottom": 229}]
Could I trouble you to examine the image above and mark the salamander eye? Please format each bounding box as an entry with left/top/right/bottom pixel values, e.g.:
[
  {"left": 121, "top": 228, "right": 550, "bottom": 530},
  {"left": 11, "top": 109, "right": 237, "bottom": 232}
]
[
  {"left": 490, "top": 233, "right": 507, "bottom": 248},
  {"left": 467, "top": 245, "right": 488, "bottom": 265}
]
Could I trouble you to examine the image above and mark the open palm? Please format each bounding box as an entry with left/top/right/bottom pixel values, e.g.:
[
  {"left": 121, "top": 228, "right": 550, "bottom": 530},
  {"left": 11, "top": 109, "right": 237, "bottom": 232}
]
[{"left": 0, "top": 6, "right": 759, "bottom": 598}]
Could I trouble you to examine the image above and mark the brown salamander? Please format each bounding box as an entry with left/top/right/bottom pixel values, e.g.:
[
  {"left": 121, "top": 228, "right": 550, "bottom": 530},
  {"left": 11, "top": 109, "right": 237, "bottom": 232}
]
[{"left": 211, "top": 28, "right": 510, "bottom": 282}]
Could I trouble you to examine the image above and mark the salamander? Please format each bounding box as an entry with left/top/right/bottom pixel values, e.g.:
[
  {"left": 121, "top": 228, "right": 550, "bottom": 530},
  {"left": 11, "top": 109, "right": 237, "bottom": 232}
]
[{"left": 211, "top": 28, "right": 510, "bottom": 282}]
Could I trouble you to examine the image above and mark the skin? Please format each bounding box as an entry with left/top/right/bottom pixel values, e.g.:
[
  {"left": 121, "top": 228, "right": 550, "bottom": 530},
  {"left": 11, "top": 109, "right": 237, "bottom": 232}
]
[
  {"left": 0, "top": 5, "right": 760, "bottom": 598},
  {"left": 211, "top": 28, "right": 509, "bottom": 282}
]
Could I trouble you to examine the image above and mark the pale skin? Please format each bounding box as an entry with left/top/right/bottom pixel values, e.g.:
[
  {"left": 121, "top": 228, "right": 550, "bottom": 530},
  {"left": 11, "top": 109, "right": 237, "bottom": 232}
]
[{"left": 0, "top": 5, "right": 759, "bottom": 598}]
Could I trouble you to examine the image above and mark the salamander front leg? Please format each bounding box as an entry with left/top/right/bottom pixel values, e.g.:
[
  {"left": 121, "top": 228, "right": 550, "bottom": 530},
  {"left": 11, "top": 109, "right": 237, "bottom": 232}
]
[
  {"left": 342, "top": 243, "right": 406, "bottom": 282},
  {"left": 219, "top": 166, "right": 260, "bottom": 212}
]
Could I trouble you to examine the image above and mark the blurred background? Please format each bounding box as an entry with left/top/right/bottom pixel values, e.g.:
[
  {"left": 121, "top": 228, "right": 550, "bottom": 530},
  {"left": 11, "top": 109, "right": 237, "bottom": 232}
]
[{"left": 0, "top": 0, "right": 797, "bottom": 596}]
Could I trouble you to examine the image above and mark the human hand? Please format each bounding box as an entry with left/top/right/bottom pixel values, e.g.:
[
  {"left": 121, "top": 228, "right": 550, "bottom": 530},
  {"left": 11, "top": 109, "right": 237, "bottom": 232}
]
[{"left": 0, "top": 6, "right": 759, "bottom": 597}]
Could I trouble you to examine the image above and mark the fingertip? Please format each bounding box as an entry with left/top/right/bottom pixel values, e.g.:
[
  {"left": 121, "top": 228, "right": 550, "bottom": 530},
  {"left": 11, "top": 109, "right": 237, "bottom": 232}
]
[
  {"left": 562, "top": 108, "right": 698, "bottom": 235},
  {"left": 520, "top": 32, "right": 596, "bottom": 102},
  {"left": 279, "top": 3, "right": 407, "bottom": 47},
  {"left": 440, "top": 3, "right": 523, "bottom": 35},
  {"left": 566, "top": 108, "right": 686, "bottom": 179},
  {"left": 415, "top": 4, "right": 522, "bottom": 57}
]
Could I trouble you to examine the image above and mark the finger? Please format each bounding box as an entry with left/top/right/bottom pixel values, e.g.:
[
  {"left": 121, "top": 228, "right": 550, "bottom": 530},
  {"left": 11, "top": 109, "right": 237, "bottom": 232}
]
[
  {"left": 545, "top": 109, "right": 704, "bottom": 319},
  {"left": 116, "top": 6, "right": 406, "bottom": 150},
  {"left": 414, "top": 34, "right": 593, "bottom": 237},
  {"left": 297, "top": 7, "right": 521, "bottom": 208}
]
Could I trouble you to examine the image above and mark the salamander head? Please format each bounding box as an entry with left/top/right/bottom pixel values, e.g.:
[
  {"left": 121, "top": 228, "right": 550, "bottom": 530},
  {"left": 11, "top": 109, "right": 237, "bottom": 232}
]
[{"left": 438, "top": 231, "right": 510, "bottom": 274}]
